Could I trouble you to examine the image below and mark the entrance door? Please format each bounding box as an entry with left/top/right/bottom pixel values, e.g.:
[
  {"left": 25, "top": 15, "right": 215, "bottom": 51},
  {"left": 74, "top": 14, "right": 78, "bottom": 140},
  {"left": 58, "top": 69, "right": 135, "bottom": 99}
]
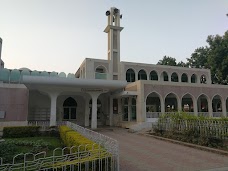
[{"left": 63, "top": 97, "right": 77, "bottom": 120}]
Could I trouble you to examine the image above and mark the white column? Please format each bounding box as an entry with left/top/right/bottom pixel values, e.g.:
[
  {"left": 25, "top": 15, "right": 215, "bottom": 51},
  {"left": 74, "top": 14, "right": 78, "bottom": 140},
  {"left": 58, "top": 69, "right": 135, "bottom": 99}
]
[
  {"left": 208, "top": 99, "right": 213, "bottom": 117},
  {"left": 178, "top": 74, "right": 181, "bottom": 83},
  {"left": 198, "top": 98, "right": 201, "bottom": 112},
  {"left": 177, "top": 97, "right": 182, "bottom": 112},
  {"left": 222, "top": 99, "right": 226, "bottom": 117},
  {"left": 193, "top": 99, "right": 198, "bottom": 116},
  {"left": 84, "top": 97, "right": 90, "bottom": 127},
  {"left": 168, "top": 74, "right": 171, "bottom": 82},
  {"left": 188, "top": 74, "right": 191, "bottom": 83},
  {"left": 160, "top": 98, "right": 165, "bottom": 114},
  {"left": 109, "top": 96, "right": 113, "bottom": 126},
  {"left": 50, "top": 93, "right": 58, "bottom": 126},
  {"left": 91, "top": 94, "right": 98, "bottom": 129}
]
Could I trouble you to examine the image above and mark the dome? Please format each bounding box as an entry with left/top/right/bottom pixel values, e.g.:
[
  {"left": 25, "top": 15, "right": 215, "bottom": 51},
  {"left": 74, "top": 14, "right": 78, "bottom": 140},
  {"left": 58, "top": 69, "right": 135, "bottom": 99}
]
[{"left": 19, "top": 67, "right": 30, "bottom": 71}]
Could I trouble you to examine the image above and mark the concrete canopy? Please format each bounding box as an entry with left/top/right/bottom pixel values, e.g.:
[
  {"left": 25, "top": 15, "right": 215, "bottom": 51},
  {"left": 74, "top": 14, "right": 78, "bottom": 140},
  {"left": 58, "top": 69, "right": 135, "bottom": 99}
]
[{"left": 21, "top": 75, "right": 127, "bottom": 93}]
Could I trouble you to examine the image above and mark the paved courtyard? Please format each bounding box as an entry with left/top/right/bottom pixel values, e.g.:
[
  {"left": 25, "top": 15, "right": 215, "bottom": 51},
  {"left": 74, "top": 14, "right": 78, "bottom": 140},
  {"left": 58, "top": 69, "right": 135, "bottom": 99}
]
[{"left": 99, "top": 128, "right": 228, "bottom": 171}]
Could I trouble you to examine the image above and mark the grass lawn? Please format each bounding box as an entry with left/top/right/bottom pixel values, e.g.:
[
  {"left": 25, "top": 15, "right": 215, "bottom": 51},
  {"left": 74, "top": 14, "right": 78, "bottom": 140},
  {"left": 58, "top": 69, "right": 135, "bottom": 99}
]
[{"left": 1, "top": 136, "right": 63, "bottom": 163}]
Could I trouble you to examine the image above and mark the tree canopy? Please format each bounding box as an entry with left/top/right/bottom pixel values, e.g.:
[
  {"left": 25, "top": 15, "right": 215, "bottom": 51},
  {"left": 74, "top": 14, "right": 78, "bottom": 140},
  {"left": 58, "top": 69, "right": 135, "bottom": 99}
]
[
  {"left": 157, "top": 56, "right": 177, "bottom": 66},
  {"left": 157, "top": 30, "right": 228, "bottom": 85}
]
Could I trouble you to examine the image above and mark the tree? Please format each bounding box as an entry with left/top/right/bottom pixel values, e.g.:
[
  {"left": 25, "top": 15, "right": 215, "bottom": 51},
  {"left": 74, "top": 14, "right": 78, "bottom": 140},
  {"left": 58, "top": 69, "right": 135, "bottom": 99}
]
[
  {"left": 206, "top": 31, "right": 228, "bottom": 84},
  {"left": 186, "top": 47, "right": 209, "bottom": 68},
  {"left": 177, "top": 61, "right": 188, "bottom": 67},
  {"left": 187, "top": 30, "right": 228, "bottom": 84},
  {"left": 157, "top": 56, "right": 177, "bottom": 66}
]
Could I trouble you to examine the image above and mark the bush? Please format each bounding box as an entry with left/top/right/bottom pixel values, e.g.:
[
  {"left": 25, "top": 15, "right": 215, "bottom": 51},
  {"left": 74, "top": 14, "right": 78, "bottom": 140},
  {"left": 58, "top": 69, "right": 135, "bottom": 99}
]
[
  {"left": 59, "top": 126, "right": 99, "bottom": 151},
  {"left": 3, "top": 126, "right": 40, "bottom": 138},
  {"left": 52, "top": 126, "right": 111, "bottom": 170},
  {"left": 0, "top": 141, "right": 17, "bottom": 162}
]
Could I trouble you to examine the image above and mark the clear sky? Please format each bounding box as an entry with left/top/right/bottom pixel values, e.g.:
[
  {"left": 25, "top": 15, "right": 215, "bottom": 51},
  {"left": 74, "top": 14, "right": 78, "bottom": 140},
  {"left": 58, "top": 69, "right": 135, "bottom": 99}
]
[{"left": 0, "top": 0, "right": 227, "bottom": 74}]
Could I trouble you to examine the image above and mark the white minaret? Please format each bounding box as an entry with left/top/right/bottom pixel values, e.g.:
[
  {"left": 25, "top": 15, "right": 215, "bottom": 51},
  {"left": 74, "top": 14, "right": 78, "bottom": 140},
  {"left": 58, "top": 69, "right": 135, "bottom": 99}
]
[
  {"left": 0, "top": 38, "right": 2, "bottom": 69},
  {"left": 104, "top": 7, "right": 123, "bottom": 80}
]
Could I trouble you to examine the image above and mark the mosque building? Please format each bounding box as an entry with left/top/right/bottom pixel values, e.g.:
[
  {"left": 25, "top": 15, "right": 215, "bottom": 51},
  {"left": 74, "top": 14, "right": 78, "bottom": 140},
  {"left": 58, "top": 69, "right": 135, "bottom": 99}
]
[{"left": 0, "top": 7, "right": 227, "bottom": 130}]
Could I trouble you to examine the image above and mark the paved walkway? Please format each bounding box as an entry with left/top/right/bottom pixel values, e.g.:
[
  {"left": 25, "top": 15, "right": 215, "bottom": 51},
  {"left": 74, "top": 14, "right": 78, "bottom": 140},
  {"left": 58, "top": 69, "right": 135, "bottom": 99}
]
[{"left": 99, "top": 128, "right": 228, "bottom": 171}]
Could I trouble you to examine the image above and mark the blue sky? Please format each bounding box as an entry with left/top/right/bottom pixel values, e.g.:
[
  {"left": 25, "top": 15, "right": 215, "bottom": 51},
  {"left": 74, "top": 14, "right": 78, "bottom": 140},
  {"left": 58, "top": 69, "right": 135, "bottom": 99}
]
[{"left": 0, "top": 0, "right": 227, "bottom": 74}]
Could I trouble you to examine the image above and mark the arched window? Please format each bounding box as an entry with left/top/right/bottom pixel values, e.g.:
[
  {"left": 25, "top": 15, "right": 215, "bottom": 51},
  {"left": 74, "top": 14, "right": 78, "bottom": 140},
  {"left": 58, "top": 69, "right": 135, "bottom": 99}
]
[
  {"left": 63, "top": 97, "right": 77, "bottom": 120},
  {"left": 161, "top": 71, "right": 169, "bottom": 81},
  {"left": 149, "top": 71, "right": 158, "bottom": 80},
  {"left": 200, "top": 75, "right": 207, "bottom": 84},
  {"left": 138, "top": 70, "right": 147, "bottom": 80},
  {"left": 181, "top": 73, "right": 188, "bottom": 82},
  {"left": 95, "top": 66, "right": 107, "bottom": 79},
  {"left": 191, "top": 74, "right": 197, "bottom": 83},
  {"left": 126, "top": 69, "right": 135, "bottom": 82},
  {"left": 171, "top": 72, "right": 178, "bottom": 82},
  {"left": 95, "top": 66, "right": 106, "bottom": 73}
]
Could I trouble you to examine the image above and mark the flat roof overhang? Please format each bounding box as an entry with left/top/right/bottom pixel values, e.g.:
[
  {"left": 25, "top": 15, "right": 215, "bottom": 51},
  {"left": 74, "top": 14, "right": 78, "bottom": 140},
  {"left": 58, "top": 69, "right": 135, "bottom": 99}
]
[{"left": 21, "top": 76, "right": 127, "bottom": 93}]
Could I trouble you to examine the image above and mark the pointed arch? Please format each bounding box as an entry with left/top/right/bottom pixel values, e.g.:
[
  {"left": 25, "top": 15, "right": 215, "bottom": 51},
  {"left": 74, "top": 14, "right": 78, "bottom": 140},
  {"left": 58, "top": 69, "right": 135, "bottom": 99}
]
[
  {"left": 126, "top": 68, "right": 135, "bottom": 82},
  {"left": 181, "top": 93, "right": 194, "bottom": 112},
  {"left": 63, "top": 97, "right": 77, "bottom": 120},
  {"left": 95, "top": 65, "right": 107, "bottom": 79},
  {"left": 181, "top": 73, "right": 188, "bottom": 82},
  {"left": 191, "top": 74, "right": 197, "bottom": 83},
  {"left": 146, "top": 92, "right": 162, "bottom": 118},
  {"left": 161, "top": 71, "right": 169, "bottom": 81},
  {"left": 165, "top": 92, "right": 178, "bottom": 112},
  {"left": 149, "top": 70, "right": 158, "bottom": 80},
  {"left": 171, "top": 72, "right": 179, "bottom": 82},
  {"left": 212, "top": 95, "right": 222, "bottom": 117},
  {"left": 197, "top": 94, "right": 209, "bottom": 116},
  {"left": 138, "top": 69, "right": 147, "bottom": 80}
]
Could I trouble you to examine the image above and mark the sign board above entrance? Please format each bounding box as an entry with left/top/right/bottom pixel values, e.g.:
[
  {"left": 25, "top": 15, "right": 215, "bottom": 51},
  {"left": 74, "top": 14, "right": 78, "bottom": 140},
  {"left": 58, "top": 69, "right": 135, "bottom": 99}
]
[{"left": 81, "top": 88, "right": 108, "bottom": 93}]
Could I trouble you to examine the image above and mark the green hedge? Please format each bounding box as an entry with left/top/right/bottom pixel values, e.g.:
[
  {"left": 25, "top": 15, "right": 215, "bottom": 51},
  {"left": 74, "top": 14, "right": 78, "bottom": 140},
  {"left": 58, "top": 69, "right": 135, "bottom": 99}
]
[{"left": 3, "top": 126, "right": 40, "bottom": 138}]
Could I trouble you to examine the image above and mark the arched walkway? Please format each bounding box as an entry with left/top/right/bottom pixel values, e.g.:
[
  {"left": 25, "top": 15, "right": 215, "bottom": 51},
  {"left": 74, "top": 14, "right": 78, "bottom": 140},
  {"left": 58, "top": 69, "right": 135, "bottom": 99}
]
[
  {"left": 165, "top": 93, "right": 178, "bottom": 112},
  {"left": 146, "top": 92, "right": 161, "bottom": 118},
  {"left": 212, "top": 95, "right": 222, "bottom": 117},
  {"left": 197, "top": 94, "right": 209, "bottom": 117},
  {"left": 182, "top": 94, "right": 194, "bottom": 114}
]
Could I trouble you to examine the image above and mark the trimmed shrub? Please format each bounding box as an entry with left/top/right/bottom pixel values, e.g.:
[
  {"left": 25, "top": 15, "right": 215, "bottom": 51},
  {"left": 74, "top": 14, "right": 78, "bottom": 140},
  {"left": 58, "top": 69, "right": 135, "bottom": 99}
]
[
  {"left": 52, "top": 126, "right": 111, "bottom": 170},
  {"left": 3, "top": 126, "right": 40, "bottom": 138},
  {"left": 59, "top": 126, "right": 99, "bottom": 151},
  {"left": 0, "top": 141, "right": 17, "bottom": 162}
]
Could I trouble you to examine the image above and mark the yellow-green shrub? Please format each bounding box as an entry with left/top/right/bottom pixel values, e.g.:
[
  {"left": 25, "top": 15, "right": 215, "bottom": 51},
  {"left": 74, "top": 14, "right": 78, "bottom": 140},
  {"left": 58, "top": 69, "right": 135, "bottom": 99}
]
[
  {"left": 59, "top": 126, "right": 99, "bottom": 151},
  {"left": 49, "top": 126, "right": 113, "bottom": 169}
]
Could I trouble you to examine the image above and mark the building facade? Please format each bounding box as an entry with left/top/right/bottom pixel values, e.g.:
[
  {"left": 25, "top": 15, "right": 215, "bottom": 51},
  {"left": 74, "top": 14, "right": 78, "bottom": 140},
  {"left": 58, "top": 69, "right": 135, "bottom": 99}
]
[{"left": 0, "top": 7, "right": 228, "bottom": 129}]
